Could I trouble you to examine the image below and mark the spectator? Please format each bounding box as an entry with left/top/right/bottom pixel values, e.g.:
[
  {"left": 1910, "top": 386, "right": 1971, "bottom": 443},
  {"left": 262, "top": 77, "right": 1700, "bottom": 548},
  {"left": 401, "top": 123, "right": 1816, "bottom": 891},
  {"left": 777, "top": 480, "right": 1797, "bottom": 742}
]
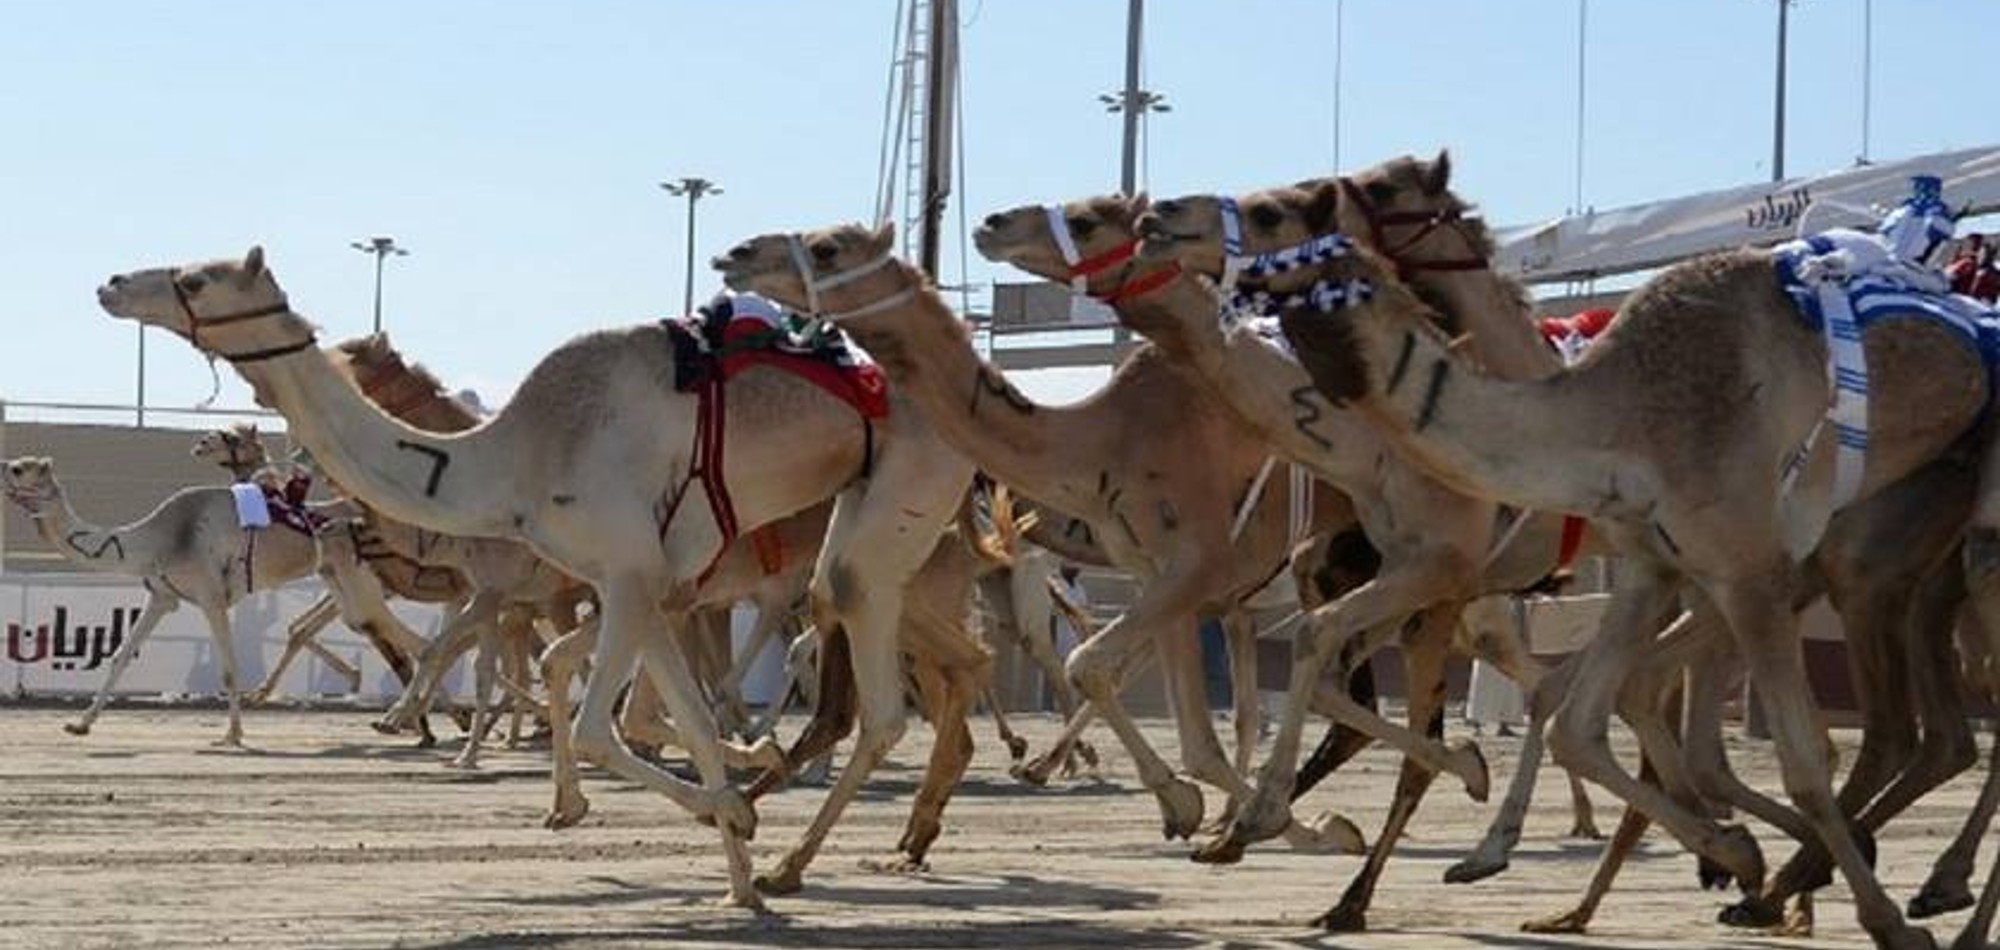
[{"left": 1948, "top": 234, "right": 1986, "bottom": 295}]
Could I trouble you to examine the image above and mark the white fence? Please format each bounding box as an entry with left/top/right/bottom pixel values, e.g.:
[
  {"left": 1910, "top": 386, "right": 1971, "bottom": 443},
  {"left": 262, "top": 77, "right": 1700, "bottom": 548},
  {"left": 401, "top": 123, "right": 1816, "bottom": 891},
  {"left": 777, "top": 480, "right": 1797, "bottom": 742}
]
[{"left": 2, "top": 572, "right": 453, "bottom": 702}]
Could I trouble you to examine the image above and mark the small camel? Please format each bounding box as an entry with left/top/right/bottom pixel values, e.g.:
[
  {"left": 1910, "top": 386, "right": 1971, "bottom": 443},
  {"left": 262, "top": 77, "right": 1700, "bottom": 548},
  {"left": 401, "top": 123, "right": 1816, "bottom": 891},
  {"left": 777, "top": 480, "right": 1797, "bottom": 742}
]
[
  {"left": 99, "top": 247, "right": 976, "bottom": 908},
  {"left": 1261, "top": 192, "right": 1999, "bottom": 949},
  {"left": 3, "top": 455, "right": 322, "bottom": 746}
]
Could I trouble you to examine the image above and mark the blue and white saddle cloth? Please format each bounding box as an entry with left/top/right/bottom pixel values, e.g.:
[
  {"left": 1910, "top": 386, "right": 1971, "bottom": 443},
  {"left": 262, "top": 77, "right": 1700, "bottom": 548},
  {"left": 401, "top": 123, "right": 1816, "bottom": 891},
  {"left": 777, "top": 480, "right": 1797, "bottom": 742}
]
[{"left": 1772, "top": 230, "right": 2000, "bottom": 510}]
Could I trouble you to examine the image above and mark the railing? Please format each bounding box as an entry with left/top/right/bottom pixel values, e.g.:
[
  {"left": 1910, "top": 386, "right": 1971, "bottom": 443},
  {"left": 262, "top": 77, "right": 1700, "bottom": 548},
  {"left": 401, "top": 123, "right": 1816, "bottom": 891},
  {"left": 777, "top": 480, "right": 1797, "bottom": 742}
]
[{"left": 0, "top": 399, "right": 284, "bottom": 430}]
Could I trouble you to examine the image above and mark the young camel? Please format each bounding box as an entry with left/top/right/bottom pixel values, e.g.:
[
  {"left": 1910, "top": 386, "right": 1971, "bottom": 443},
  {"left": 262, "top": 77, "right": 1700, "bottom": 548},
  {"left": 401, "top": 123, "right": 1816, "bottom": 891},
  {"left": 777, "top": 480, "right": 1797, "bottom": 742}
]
[
  {"left": 714, "top": 223, "right": 1367, "bottom": 854},
  {"left": 98, "top": 248, "right": 974, "bottom": 909},
  {"left": 1265, "top": 216, "right": 1997, "bottom": 949},
  {"left": 2, "top": 456, "right": 322, "bottom": 746}
]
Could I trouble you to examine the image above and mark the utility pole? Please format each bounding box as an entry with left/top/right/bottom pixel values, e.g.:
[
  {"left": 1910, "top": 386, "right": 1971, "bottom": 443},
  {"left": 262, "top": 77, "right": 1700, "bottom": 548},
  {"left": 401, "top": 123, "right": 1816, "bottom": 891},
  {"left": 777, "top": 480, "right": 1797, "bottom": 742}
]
[
  {"left": 348, "top": 236, "right": 409, "bottom": 335},
  {"left": 918, "top": 0, "right": 954, "bottom": 276},
  {"left": 661, "top": 177, "right": 722, "bottom": 314},
  {"left": 1098, "top": 0, "right": 1168, "bottom": 196},
  {"left": 1772, "top": 0, "right": 1791, "bottom": 182}
]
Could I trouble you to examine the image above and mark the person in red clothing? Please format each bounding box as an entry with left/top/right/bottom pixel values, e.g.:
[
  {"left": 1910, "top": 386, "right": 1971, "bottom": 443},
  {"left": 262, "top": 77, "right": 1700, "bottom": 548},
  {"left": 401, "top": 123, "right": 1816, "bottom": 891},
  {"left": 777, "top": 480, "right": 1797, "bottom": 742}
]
[
  {"left": 1948, "top": 233, "right": 1986, "bottom": 295},
  {"left": 1971, "top": 244, "right": 2000, "bottom": 304}
]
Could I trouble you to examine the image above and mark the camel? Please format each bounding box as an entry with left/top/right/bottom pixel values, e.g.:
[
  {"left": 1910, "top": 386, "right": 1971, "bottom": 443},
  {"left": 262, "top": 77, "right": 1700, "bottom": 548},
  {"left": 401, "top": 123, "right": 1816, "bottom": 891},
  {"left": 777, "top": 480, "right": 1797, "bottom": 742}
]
[
  {"left": 1250, "top": 182, "right": 2000, "bottom": 949},
  {"left": 98, "top": 247, "right": 978, "bottom": 908},
  {"left": 1131, "top": 161, "right": 2000, "bottom": 938},
  {"left": 2, "top": 455, "right": 324, "bottom": 746},
  {"left": 974, "top": 180, "right": 1622, "bottom": 925},
  {"left": 714, "top": 222, "right": 1368, "bottom": 855}
]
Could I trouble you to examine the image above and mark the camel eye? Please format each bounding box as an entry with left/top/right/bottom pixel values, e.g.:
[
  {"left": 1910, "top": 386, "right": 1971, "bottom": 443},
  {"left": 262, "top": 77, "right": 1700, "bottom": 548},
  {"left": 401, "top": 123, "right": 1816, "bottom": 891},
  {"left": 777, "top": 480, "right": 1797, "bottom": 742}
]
[
  {"left": 811, "top": 242, "right": 838, "bottom": 263},
  {"left": 175, "top": 272, "right": 207, "bottom": 295},
  {"left": 1365, "top": 181, "right": 1399, "bottom": 205},
  {"left": 1249, "top": 204, "right": 1284, "bottom": 230},
  {"left": 1066, "top": 216, "right": 1097, "bottom": 238}
]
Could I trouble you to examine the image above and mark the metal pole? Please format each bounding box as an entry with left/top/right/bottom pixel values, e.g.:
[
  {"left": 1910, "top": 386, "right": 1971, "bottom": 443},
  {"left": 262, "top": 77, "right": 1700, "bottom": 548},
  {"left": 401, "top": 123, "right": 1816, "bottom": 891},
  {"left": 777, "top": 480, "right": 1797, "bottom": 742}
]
[
  {"left": 1859, "top": 0, "right": 1872, "bottom": 163},
  {"left": 682, "top": 190, "right": 700, "bottom": 315},
  {"left": 1118, "top": 0, "right": 1144, "bottom": 196},
  {"left": 371, "top": 250, "right": 386, "bottom": 335},
  {"left": 919, "top": 0, "right": 954, "bottom": 275},
  {"left": 1573, "top": 0, "right": 1588, "bottom": 213},
  {"left": 135, "top": 326, "right": 146, "bottom": 427},
  {"left": 1772, "top": 0, "right": 1789, "bottom": 182},
  {"left": 1331, "top": 0, "right": 1344, "bottom": 172}
]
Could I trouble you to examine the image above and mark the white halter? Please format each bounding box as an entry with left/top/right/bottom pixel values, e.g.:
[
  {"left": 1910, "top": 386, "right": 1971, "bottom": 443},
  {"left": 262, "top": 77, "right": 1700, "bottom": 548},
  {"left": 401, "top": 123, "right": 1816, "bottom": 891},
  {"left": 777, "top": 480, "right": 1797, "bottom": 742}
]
[
  {"left": 783, "top": 233, "right": 915, "bottom": 323},
  {"left": 1046, "top": 205, "right": 1090, "bottom": 296},
  {"left": 1217, "top": 196, "right": 1247, "bottom": 296}
]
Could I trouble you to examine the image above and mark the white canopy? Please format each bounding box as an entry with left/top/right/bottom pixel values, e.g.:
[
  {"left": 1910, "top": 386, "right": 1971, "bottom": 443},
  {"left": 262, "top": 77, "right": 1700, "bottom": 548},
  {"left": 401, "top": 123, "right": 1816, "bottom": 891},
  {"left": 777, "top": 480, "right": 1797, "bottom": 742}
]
[{"left": 1493, "top": 145, "right": 2000, "bottom": 285}]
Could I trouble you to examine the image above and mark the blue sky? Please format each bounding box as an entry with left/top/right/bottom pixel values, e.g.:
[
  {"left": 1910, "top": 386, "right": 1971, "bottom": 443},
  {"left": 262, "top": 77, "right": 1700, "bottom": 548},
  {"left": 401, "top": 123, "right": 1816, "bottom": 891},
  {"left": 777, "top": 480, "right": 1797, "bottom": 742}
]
[{"left": 4, "top": 0, "right": 1996, "bottom": 416}]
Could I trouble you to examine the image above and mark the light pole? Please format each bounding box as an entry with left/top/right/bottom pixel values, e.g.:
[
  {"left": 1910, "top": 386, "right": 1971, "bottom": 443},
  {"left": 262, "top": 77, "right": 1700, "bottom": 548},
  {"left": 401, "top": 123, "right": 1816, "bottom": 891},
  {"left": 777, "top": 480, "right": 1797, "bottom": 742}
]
[
  {"left": 1099, "top": 0, "right": 1168, "bottom": 197},
  {"left": 661, "top": 177, "right": 722, "bottom": 315},
  {"left": 1769, "top": 0, "right": 1796, "bottom": 182},
  {"left": 349, "top": 236, "right": 409, "bottom": 335}
]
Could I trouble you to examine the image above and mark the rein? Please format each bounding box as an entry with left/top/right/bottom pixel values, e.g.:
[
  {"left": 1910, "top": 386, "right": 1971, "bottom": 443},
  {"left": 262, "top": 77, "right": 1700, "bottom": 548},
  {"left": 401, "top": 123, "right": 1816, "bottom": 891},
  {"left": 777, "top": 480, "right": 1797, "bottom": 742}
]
[
  {"left": 1336, "top": 177, "right": 1491, "bottom": 277},
  {"left": 169, "top": 270, "right": 314, "bottom": 363}
]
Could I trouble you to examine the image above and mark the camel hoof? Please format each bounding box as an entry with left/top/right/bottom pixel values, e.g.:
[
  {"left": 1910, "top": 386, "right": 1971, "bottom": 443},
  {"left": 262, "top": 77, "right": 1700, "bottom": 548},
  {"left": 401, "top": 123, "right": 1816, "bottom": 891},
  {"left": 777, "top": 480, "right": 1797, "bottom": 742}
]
[
  {"left": 1522, "top": 909, "right": 1590, "bottom": 935},
  {"left": 1715, "top": 823, "right": 1766, "bottom": 895},
  {"left": 1908, "top": 880, "right": 1976, "bottom": 919},
  {"left": 1313, "top": 902, "right": 1366, "bottom": 933},
  {"left": 1298, "top": 811, "right": 1366, "bottom": 855},
  {"left": 1450, "top": 738, "right": 1491, "bottom": 802},
  {"left": 1444, "top": 856, "right": 1509, "bottom": 885},
  {"left": 412, "top": 731, "right": 439, "bottom": 750},
  {"left": 243, "top": 689, "right": 273, "bottom": 707},
  {"left": 211, "top": 734, "right": 244, "bottom": 750},
  {"left": 62, "top": 722, "right": 91, "bottom": 737},
  {"left": 753, "top": 869, "right": 803, "bottom": 897},
  {"left": 1567, "top": 820, "right": 1605, "bottom": 841},
  {"left": 1015, "top": 751, "right": 1060, "bottom": 787},
  {"left": 1717, "top": 896, "right": 1783, "bottom": 929},
  {"left": 1004, "top": 735, "right": 1029, "bottom": 764},
  {"left": 1155, "top": 777, "right": 1205, "bottom": 841},
  {"left": 1698, "top": 854, "right": 1736, "bottom": 891},
  {"left": 369, "top": 718, "right": 402, "bottom": 736},
  {"left": 720, "top": 890, "right": 770, "bottom": 913},
  {"left": 858, "top": 854, "right": 930, "bottom": 875},
  {"left": 1228, "top": 787, "right": 1292, "bottom": 847},
  {"left": 1076, "top": 741, "right": 1100, "bottom": 769},
  {"left": 1190, "top": 833, "right": 1246, "bottom": 866},
  {"left": 444, "top": 756, "right": 479, "bottom": 771},
  {"left": 544, "top": 796, "right": 590, "bottom": 831}
]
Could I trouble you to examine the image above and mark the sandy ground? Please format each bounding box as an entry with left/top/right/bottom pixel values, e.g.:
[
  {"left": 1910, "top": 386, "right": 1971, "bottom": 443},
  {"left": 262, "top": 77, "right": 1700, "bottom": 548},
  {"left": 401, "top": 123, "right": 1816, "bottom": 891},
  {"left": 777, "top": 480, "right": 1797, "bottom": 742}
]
[{"left": 0, "top": 706, "right": 1992, "bottom": 950}]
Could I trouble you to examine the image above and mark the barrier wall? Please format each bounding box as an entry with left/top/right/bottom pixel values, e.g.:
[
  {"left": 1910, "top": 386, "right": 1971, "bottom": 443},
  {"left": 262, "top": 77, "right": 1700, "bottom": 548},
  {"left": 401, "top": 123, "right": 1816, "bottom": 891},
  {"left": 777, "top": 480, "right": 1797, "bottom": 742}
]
[{"left": 2, "top": 573, "right": 454, "bottom": 702}]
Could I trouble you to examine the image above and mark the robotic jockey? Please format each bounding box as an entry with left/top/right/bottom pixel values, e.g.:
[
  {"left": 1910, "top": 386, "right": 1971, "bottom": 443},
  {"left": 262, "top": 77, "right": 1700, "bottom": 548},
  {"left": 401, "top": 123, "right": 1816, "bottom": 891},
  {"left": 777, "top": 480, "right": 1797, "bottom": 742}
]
[{"left": 1876, "top": 173, "right": 1956, "bottom": 291}]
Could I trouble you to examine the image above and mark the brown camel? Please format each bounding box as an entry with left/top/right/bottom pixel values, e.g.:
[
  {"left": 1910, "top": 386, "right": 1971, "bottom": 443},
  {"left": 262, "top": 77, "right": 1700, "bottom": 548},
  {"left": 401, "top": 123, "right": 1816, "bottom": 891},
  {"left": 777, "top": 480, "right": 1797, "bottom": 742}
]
[
  {"left": 1259, "top": 189, "right": 1997, "bottom": 949},
  {"left": 99, "top": 247, "right": 974, "bottom": 909},
  {"left": 714, "top": 222, "right": 1368, "bottom": 854}
]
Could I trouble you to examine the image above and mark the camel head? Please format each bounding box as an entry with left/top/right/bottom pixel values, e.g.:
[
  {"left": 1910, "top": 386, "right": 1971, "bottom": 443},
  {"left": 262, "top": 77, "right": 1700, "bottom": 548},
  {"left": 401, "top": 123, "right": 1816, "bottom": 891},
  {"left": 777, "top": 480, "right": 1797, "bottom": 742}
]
[
  {"left": 2, "top": 457, "right": 62, "bottom": 515},
  {"left": 191, "top": 423, "right": 270, "bottom": 472},
  {"left": 1137, "top": 151, "right": 1478, "bottom": 278},
  {"left": 98, "top": 247, "right": 309, "bottom": 360},
  {"left": 973, "top": 194, "right": 1151, "bottom": 295},
  {"left": 712, "top": 222, "right": 909, "bottom": 321},
  {"left": 1272, "top": 238, "right": 1454, "bottom": 409}
]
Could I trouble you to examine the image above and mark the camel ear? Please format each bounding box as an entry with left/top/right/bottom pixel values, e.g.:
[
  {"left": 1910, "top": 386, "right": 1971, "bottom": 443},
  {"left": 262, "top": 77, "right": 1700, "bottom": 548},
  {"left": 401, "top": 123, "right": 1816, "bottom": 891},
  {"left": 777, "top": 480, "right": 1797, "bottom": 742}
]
[
  {"left": 1303, "top": 179, "right": 1344, "bottom": 232},
  {"left": 1423, "top": 150, "right": 1452, "bottom": 196},
  {"left": 1124, "top": 192, "right": 1152, "bottom": 221},
  {"left": 244, "top": 245, "right": 267, "bottom": 278},
  {"left": 869, "top": 221, "right": 897, "bottom": 254}
]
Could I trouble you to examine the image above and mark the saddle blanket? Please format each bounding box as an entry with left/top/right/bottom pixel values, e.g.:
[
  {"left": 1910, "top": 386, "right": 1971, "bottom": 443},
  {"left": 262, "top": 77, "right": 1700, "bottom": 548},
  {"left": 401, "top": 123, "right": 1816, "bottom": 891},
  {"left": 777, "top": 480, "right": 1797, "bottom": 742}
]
[
  {"left": 233, "top": 475, "right": 324, "bottom": 534},
  {"left": 1774, "top": 231, "right": 2000, "bottom": 363},
  {"left": 667, "top": 292, "right": 890, "bottom": 419}
]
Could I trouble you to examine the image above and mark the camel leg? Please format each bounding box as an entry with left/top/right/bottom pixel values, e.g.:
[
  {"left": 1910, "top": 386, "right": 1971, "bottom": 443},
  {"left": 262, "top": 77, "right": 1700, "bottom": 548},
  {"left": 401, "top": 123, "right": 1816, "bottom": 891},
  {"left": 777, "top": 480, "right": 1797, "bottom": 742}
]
[
  {"left": 983, "top": 687, "right": 1028, "bottom": 765},
  {"left": 1289, "top": 660, "right": 1379, "bottom": 800},
  {"left": 67, "top": 590, "right": 178, "bottom": 737},
  {"left": 448, "top": 601, "right": 513, "bottom": 770},
  {"left": 748, "top": 627, "right": 857, "bottom": 799},
  {"left": 197, "top": 601, "right": 247, "bottom": 748},
  {"left": 1447, "top": 655, "right": 1575, "bottom": 884},
  {"left": 1521, "top": 763, "right": 1660, "bottom": 934},
  {"left": 1312, "top": 601, "right": 1461, "bottom": 931},
  {"left": 1233, "top": 556, "right": 1492, "bottom": 850},
  {"left": 377, "top": 595, "right": 490, "bottom": 734},
  {"left": 1706, "top": 555, "right": 1926, "bottom": 950},
  {"left": 250, "top": 594, "right": 340, "bottom": 702},
  {"left": 503, "top": 624, "right": 533, "bottom": 748},
  {"left": 1222, "top": 609, "right": 1261, "bottom": 776},
  {"left": 570, "top": 579, "right": 756, "bottom": 905},
  {"left": 1914, "top": 716, "right": 2000, "bottom": 920},
  {"left": 867, "top": 654, "right": 981, "bottom": 872},
  {"left": 539, "top": 617, "right": 597, "bottom": 829},
  {"left": 719, "top": 604, "right": 790, "bottom": 738},
  {"left": 1543, "top": 560, "right": 1768, "bottom": 895}
]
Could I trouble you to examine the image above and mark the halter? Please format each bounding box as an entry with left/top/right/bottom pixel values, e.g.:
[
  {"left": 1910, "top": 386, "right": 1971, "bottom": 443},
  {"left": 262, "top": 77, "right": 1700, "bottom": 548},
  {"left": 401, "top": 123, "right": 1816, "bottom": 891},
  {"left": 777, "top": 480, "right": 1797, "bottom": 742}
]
[
  {"left": 1041, "top": 205, "right": 1180, "bottom": 305},
  {"left": 168, "top": 270, "right": 314, "bottom": 363},
  {"left": 1336, "top": 177, "right": 1491, "bottom": 277},
  {"left": 782, "top": 234, "right": 915, "bottom": 323},
  {"left": 1209, "top": 218, "right": 1375, "bottom": 322}
]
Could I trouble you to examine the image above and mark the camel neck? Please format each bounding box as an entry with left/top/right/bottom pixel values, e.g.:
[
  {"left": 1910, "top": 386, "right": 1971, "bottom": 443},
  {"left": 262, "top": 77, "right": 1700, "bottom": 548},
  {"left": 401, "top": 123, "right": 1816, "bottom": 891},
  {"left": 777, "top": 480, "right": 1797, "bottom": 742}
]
[
  {"left": 28, "top": 493, "right": 133, "bottom": 575},
  {"left": 1410, "top": 269, "right": 1562, "bottom": 382},
  {"left": 223, "top": 312, "right": 520, "bottom": 539},
  {"left": 833, "top": 270, "right": 1111, "bottom": 514},
  {"left": 1297, "top": 304, "right": 1613, "bottom": 517}
]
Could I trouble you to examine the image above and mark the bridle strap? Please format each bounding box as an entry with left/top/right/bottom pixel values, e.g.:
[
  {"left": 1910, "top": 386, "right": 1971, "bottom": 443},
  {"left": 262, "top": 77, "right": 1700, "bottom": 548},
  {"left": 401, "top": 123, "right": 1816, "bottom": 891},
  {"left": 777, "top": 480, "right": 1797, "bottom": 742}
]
[
  {"left": 169, "top": 270, "right": 314, "bottom": 363},
  {"left": 1045, "top": 205, "right": 1089, "bottom": 295},
  {"left": 1218, "top": 196, "right": 1247, "bottom": 296},
  {"left": 1336, "top": 177, "right": 1491, "bottom": 276},
  {"left": 784, "top": 234, "right": 905, "bottom": 323},
  {"left": 1100, "top": 262, "right": 1182, "bottom": 304}
]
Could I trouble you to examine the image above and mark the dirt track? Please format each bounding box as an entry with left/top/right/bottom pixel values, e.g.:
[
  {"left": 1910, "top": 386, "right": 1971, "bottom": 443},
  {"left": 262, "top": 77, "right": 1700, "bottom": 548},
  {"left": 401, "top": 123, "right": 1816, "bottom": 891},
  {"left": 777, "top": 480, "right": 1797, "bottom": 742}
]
[{"left": 0, "top": 707, "right": 1991, "bottom": 949}]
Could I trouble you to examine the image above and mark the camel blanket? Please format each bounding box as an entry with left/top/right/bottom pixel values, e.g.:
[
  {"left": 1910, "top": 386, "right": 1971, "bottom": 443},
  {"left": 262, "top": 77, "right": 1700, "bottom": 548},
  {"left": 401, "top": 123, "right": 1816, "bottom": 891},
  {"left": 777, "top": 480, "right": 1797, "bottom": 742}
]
[
  {"left": 666, "top": 292, "right": 890, "bottom": 419},
  {"left": 232, "top": 475, "right": 324, "bottom": 535}
]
